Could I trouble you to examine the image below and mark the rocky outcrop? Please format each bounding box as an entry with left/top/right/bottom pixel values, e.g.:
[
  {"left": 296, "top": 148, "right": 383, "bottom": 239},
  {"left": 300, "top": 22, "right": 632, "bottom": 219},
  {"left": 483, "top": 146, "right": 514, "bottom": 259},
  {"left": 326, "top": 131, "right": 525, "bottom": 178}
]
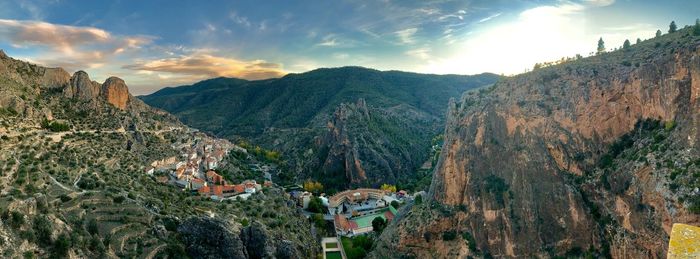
[
  {"left": 62, "top": 71, "right": 131, "bottom": 110},
  {"left": 178, "top": 217, "right": 305, "bottom": 259},
  {"left": 101, "top": 76, "right": 130, "bottom": 110},
  {"left": 65, "top": 71, "right": 101, "bottom": 101},
  {"left": 178, "top": 217, "right": 248, "bottom": 259},
  {"left": 240, "top": 223, "right": 272, "bottom": 259},
  {"left": 316, "top": 98, "right": 439, "bottom": 188},
  {"left": 374, "top": 29, "right": 700, "bottom": 258}
]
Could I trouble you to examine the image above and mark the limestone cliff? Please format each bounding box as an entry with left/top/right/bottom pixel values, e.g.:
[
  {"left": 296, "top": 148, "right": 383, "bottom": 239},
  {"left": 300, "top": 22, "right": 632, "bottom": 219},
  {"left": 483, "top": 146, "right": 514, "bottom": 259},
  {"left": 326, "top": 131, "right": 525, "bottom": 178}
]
[
  {"left": 101, "top": 76, "right": 131, "bottom": 110},
  {"left": 373, "top": 28, "right": 700, "bottom": 258},
  {"left": 315, "top": 98, "right": 439, "bottom": 188}
]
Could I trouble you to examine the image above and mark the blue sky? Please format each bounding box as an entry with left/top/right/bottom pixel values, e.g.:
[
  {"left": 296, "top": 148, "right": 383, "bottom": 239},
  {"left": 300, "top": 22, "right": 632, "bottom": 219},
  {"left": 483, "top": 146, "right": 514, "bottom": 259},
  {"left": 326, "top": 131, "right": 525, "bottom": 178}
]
[{"left": 0, "top": 0, "right": 698, "bottom": 94}]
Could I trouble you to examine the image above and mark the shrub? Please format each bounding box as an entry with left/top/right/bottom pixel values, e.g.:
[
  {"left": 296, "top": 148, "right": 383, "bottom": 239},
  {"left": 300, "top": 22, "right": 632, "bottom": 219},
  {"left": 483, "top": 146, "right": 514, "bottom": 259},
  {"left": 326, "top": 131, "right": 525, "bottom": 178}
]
[
  {"left": 442, "top": 230, "right": 457, "bottom": 241},
  {"left": 33, "top": 215, "right": 53, "bottom": 245},
  {"left": 413, "top": 194, "right": 424, "bottom": 206}
]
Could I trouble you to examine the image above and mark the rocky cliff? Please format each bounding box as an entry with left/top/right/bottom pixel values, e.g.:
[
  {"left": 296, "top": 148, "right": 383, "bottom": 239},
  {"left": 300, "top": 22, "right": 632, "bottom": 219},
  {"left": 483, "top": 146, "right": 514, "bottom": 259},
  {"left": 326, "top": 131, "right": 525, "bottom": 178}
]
[
  {"left": 64, "top": 71, "right": 132, "bottom": 110},
  {"left": 315, "top": 98, "right": 439, "bottom": 189},
  {"left": 373, "top": 28, "right": 700, "bottom": 258}
]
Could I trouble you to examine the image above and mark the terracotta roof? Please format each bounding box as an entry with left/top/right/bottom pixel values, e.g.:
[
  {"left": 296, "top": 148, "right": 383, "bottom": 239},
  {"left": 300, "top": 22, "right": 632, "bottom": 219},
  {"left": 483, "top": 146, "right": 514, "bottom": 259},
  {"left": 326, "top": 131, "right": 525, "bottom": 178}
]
[
  {"left": 191, "top": 178, "right": 205, "bottom": 184},
  {"left": 233, "top": 184, "right": 245, "bottom": 193},
  {"left": 335, "top": 215, "right": 352, "bottom": 231},
  {"left": 384, "top": 210, "right": 395, "bottom": 222}
]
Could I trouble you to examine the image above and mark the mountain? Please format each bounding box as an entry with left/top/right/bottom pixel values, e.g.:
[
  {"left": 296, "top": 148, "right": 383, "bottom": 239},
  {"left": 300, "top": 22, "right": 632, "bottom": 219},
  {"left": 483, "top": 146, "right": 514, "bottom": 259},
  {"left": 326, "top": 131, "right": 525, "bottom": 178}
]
[
  {"left": 0, "top": 51, "right": 318, "bottom": 258},
  {"left": 372, "top": 27, "right": 700, "bottom": 257},
  {"left": 141, "top": 67, "right": 500, "bottom": 189}
]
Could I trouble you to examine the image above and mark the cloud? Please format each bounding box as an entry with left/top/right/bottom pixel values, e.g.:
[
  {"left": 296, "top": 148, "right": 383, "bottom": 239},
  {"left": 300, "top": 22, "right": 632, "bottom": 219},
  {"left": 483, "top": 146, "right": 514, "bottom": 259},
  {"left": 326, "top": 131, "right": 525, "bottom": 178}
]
[
  {"left": 229, "top": 11, "right": 252, "bottom": 27},
  {"left": 395, "top": 27, "right": 418, "bottom": 44},
  {"left": 478, "top": 13, "right": 501, "bottom": 23},
  {"left": 0, "top": 19, "right": 151, "bottom": 54},
  {"left": 123, "top": 53, "right": 286, "bottom": 80},
  {"left": 583, "top": 0, "right": 615, "bottom": 7},
  {"left": 405, "top": 48, "right": 431, "bottom": 60}
]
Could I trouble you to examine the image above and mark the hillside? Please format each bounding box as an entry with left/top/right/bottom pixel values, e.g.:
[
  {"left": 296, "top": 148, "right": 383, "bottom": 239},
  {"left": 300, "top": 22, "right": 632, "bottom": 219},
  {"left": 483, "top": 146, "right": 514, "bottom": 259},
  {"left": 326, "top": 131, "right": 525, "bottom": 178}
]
[
  {"left": 141, "top": 67, "right": 499, "bottom": 189},
  {"left": 372, "top": 26, "right": 700, "bottom": 257},
  {"left": 0, "top": 51, "right": 318, "bottom": 258}
]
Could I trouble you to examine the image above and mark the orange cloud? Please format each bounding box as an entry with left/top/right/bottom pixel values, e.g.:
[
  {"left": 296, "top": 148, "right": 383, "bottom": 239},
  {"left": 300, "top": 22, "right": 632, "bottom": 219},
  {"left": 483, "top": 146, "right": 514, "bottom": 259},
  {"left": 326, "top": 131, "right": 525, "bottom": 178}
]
[
  {"left": 123, "top": 54, "right": 286, "bottom": 80},
  {"left": 0, "top": 19, "right": 151, "bottom": 55}
]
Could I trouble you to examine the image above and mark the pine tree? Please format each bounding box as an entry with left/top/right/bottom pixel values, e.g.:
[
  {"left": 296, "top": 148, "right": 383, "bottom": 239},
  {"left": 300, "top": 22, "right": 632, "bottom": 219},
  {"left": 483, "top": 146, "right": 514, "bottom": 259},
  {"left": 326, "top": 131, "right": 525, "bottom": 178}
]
[
  {"left": 597, "top": 37, "right": 605, "bottom": 54},
  {"left": 656, "top": 30, "right": 662, "bottom": 38},
  {"left": 623, "top": 39, "right": 631, "bottom": 50},
  {"left": 669, "top": 21, "right": 677, "bottom": 33},
  {"left": 693, "top": 18, "right": 700, "bottom": 36},
  {"left": 636, "top": 38, "right": 641, "bottom": 44}
]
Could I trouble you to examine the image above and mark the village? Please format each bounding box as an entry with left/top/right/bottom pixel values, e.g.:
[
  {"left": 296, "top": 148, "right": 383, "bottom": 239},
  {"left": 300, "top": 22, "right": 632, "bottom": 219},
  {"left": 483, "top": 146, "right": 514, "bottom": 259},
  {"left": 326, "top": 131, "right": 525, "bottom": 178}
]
[
  {"left": 144, "top": 129, "right": 273, "bottom": 201},
  {"left": 143, "top": 129, "right": 421, "bottom": 259}
]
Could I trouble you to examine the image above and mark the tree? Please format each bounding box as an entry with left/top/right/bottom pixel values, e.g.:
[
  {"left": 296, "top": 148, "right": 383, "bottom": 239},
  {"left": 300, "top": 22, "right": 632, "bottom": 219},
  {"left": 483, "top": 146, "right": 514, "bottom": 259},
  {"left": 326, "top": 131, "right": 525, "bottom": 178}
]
[
  {"left": 303, "top": 180, "right": 323, "bottom": 193},
  {"left": 371, "top": 217, "right": 387, "bottom": 233},
  {"left": 414, "top": 194, "right": 423, "bottom": 205},
  {"left": 380, "top": 184, "right": 397, "bottom": 193},
  {"left": 53, "top": 233, "right": 72, "bottom": 257},
  {"left": 623, "top": 39, "right": 631, "bottom": 50},
  {"left": 655, "top": 30, "right": 662, "bottom": 38},
  {"left": 669, "top": 21, "right": 677, "bottom": 33},
  {"left": 636, "top": 38, "right": 641, "bottom": 44},
  {"left": 307, "top": 196, "right": 325, "bottom": 213},
  {"left": 597, "top": 37, "right": 605, "bottom": 54},
  {"left": 694, "top": 19, "right": 700, "bottom": 36}
]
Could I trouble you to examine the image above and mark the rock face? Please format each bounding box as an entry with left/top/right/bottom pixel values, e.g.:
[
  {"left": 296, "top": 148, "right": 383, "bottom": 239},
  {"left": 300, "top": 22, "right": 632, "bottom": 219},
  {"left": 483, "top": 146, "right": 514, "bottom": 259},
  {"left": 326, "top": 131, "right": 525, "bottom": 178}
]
[
  {"left": 63, "top": 71, "right": 131, "bottom": 110},
  {"left": 101, "top": 76, "right": 130, "bottom": 110},
  {"left": 178, "top": 217, "right": 304, "bottom": 259},
  {"left": 178, "top": 217, "right": 248, "bottom": 259},
  {"left": 316, "top": 98, "right": 438, "bottom": 188},
  {"left": 66, "top": 71, "right": 101, "bottom": 100},
  {"left": 374, "top": 29, "right": 700, "bottom": 258}
]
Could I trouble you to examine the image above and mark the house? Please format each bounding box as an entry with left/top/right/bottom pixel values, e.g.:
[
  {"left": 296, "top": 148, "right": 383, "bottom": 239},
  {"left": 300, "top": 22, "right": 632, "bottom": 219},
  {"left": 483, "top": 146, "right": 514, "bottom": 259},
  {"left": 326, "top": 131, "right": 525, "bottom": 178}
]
[
  {"left": 206, "top": 170, "right": 226, "bottom": 185},
  {"left": 242, "top": 180, "right": 261, "bottom": 193},
  {"left": 298, "top": 192, "right": 313, "bottom": 209},
  {"left": 189, "top": 178, "right": 205, "bottom": 190},
  {"left": 145, "top": 167, "right": 155, "bottom": 175},
  {"left": 206, "top": 157, "right": 218, "bottom": 170},
  {"left": 197, "top": 184, "right": 241, "bottom": 198}
]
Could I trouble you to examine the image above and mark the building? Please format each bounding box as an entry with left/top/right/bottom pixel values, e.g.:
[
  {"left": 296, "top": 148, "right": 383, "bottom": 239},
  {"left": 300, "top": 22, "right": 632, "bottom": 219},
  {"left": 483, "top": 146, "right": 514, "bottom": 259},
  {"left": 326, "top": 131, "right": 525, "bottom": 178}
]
[
  {"left": 334, "top": 206, "right": 398, "bottom": 237},
  {"left": 327, "top": 189, "right": 387, "bottom": 216}
]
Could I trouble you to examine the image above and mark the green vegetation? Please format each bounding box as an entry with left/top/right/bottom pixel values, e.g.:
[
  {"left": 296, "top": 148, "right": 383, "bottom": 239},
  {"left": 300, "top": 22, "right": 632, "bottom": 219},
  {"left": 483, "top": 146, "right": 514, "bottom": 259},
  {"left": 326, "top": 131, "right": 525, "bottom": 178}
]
[
  {"left": 462, "top": 231, "right": 477, "bottom": 252},
  {"left": 40, "top": 119, "right": 70, "bottom": 132},
  {"left": 623, "top": 39, "right": 631, "bottom": 49},
  {"left": 484, "top": 175, "right": 509, "bottom": 206},
  {"left": 341, "top": 236, "right": 374, "bottom": 259},
  {"left": 669, "top": 21, "right": 677, "bottom": 33},
  {"left": 441, "top": 230, "right": 457, "bottom": 241},
  {"left": 371, "top": 217, "right": 387, "bottom": 234},
  {"left": 597, "top": 37, "right": 605, "bottom": 54},
  {"left": 694, "top": 19, "right": 700, "bottom": 36}
]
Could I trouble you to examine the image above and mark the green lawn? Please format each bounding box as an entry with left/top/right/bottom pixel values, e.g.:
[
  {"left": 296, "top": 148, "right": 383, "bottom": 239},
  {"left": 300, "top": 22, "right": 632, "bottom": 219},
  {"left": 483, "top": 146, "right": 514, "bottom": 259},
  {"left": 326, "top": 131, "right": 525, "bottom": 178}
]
[
  {"left": 326, "top": 242, "right": 338, "bottom": 249},
  {"left": 326, "top": 251, "right": 342, "bottom": 259}
]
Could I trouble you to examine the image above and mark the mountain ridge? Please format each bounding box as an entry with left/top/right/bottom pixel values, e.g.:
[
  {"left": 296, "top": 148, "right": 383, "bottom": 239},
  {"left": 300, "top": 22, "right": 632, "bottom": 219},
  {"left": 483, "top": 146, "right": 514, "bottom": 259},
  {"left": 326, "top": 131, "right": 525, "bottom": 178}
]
[{"left": 141, "top": 66, "right": 501, "bottom": 188}]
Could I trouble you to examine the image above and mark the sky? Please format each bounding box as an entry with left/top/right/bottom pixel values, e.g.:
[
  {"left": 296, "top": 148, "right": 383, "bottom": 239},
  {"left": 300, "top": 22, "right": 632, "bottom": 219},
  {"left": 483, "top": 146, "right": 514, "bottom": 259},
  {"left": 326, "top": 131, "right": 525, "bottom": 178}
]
[{"left": 0, "top": 0, "right": 698, "bottom": 95}]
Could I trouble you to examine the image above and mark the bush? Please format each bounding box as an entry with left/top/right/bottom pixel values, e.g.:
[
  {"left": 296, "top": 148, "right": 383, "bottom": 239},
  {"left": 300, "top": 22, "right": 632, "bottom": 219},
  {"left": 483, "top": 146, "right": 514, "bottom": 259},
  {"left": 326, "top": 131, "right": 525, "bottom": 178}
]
[
  {"left": 442, "top": 230, "right": 457, "bottom": 241},
  {"left": 462, "top": 231, "right": 477, "bottom": 251},
  {"left": 33, "top": 215, "right": 53, "bottom": 245},
  {"left": 86, "top": 219, "right": 99, "bottom": 235},
  {"left": 53, "top": 233, "right": 71, "bottom": 257},
  {"left": 372, "top": 217, "right": 387, "bottom": 234},
  {"left": 414, "top": 194, "right": 423, "bottom": 205}
]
